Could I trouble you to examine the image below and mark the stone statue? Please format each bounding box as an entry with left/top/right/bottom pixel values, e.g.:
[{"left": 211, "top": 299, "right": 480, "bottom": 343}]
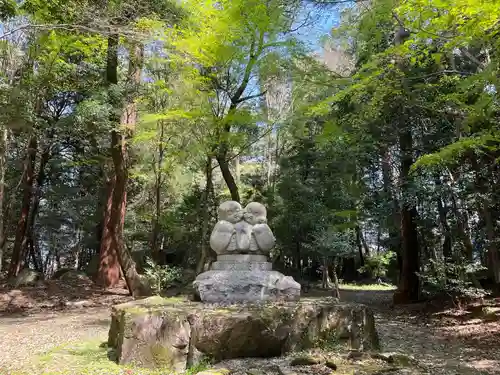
[
  {"left": 193, "top": 200, "right": 301, "bottom": 303},
  {"left": 210, "top": 201, "right": 275, "bottom": 255}
]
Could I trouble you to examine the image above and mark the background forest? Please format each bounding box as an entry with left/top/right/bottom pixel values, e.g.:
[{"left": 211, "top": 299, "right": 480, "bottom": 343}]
[{"left": 0, "top": 0, "right": 499, "bottom": 303}]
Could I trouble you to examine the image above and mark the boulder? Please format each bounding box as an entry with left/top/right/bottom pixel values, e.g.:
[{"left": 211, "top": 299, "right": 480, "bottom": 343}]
[
  {"left": 59, "top": 270, "right": 92, "bottom": 285},
  {"left": 108, "top": 297, "right": 379, "bottom": 372},
  {"left": 51, "top": 268, "right": 73, "bottom": 279},
  {"left": 108, "top": 296, "right": 192, "bottom": 372},
  {"left": 10, "top": 268, "right": 43, "bottom": 287},
  {"left": 193, "top": 270, "right": 301, "bottom": 303}
]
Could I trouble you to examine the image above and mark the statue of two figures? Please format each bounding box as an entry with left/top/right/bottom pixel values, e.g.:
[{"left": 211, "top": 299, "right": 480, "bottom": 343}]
[
  {"left": 210, "top": 201, "right": 275, "bottom": 256},
  {"left": 194, "top": 200, "right": 301, "bottom": 304}
]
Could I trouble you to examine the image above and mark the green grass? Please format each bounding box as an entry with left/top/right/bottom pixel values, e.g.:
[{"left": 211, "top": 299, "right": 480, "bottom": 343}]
[
  {"left": 339, "top": 283, "right": 396, "bottom": 291},
  {"left": 9, "top": 339, "right": 210, "bottom": 375}
]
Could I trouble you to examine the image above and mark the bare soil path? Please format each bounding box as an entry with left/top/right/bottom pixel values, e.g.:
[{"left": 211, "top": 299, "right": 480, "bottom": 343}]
[
  {"left": 340, "top": 289, "right": 500, "bottom": 375},
  {"left": 0, "top": 307, "right": 111, "bottom": 374},
  {"left": 0, "top": 286, "right": 498, "bottom": 375}
]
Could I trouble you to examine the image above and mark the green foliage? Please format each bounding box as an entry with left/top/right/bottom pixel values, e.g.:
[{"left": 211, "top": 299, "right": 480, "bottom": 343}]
[
  {"left": 143, "top": 258, "right": 183, "bottom": 295},
  {"left": 358, "top": 251, "right": 396, "bottom": 278},
  {"left": 308, "top": 228, "right": 356, "bottom": 259},
  {"left": 184, "top": 358, "right": 213, "bottom": 375},
  {"left": 0, "top": 0, "right": 16, "bottom": 19},
  {"left": 418, "top": 259, "right": 488, "bottom": 299},
  {"left": 0, "top": 0, "right": 499, "bottom": 305},
  {"left": 412, "top": 132, "right": 500, "bottom": 171}
]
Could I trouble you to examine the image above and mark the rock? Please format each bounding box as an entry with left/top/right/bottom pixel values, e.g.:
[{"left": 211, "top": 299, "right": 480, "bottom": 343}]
[
  {"left": 59, "top": 270, "right": 92, "bottom": 285},
  {"left": 324, "top": 360, "right": 337, "bottom": 370},
  {"left": 246, "top": 368, "right": 267, "bottom": 375},
  {"left": 10, "top": 268, "right": 43, "bottom": 287},
  {"left": 108, "top": 296, "right": 191, "bottom": 371},
  {"left": 371, "top": 353, "right": 393, "bottom": 364},
  {"left": 65, "top": 300, "right": 93, "bottom": 308},
  {"left": 371, "top": 352, "right": 415, "bottom": 367},
  {"left": 290, "top": 356, "right": 321, "bottom": 366},
  {"left": 378, "top": 353, "right": 414, "bottom": 367},
  {"left": 194, "top": 270, "right": 300, "bottom": 303},
  {"left": 347, "top": 351, "right": 367, "bottom": 361},
  {"left": 108, "top": 297, "right": 379, "bottom": 371},
  {"left": 51, "top": 268, "right": 73, "bottom": 279},
  {"left": 196, "top": 369, "right": 232, "bottom": 375},
  {"left": 278, "top": 368, "right": 298, "bottom": 375}
]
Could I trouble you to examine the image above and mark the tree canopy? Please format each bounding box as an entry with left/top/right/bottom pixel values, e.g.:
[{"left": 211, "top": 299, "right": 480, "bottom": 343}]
[{"left": 0, "top": 0, "right": 499, "bottom": 302}]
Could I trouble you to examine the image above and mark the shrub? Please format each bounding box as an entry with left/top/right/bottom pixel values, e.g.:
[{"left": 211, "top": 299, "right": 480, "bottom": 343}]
[
  {"left": 358, "top": 251, "right": 396, "bottom": 279},
  {"left": 143, "top": 257, "right": 183, "bottom": 295},
  {"left": 418, "top": 258, "right": 488, "bottom": 300}
]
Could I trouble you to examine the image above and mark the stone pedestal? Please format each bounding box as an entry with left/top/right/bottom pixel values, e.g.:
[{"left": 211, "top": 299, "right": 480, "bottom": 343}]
[
  {"left": 108, "top": 297, "right": 380, "bottom": 371},
  {"left": 193, "top": 268, "right": 301, "bottom": 304},
  {"left": 210, "top": 254, "right": 272, "bottom": 271}
]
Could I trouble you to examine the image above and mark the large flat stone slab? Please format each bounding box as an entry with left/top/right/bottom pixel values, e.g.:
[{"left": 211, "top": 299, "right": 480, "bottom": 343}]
[
  {"left": 193, "top": 270, "right": 301, "bottom": 303},
  {"left": 108, "top": 297, "right": 380, "bottom": 372}
]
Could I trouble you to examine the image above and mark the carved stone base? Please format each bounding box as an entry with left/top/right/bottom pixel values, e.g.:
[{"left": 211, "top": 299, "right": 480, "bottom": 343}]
[
  {"left": 193, "top": 270, "right": 301, "bottom": 303},
  {"left": 211, "top": 254, "right": 272, "bottom": 271}
]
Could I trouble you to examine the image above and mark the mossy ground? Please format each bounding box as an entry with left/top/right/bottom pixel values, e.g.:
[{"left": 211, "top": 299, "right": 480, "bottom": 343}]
[{"left": 7, "top": 339, "right": 210, "bottom": 375}]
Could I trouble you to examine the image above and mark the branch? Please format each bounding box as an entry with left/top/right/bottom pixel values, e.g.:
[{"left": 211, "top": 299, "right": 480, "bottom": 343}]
[
  {"left": 460, "top": 47, "right": 487, "bottom": 70},
  {"left": 234, "top": 90, "right": 268, "bottom": 104},
  {"left": 0, "top": 22, "right": 148, "bottom": 40},
  {"left": 230, "top": 29, "right": 265, "bottom": 106},
  {"left": 211, "top": 122, "right": 276, "bottom": 171},
  {"left": 405, "top": 69, "right": 474, "bottom": 80}
]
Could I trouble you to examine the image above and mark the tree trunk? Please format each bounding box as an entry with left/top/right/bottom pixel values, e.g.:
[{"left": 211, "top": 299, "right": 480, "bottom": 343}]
[
  {"left": 196, "top": 156, "right": 215, "bottom": 274},
  {"left": 380, "top": 145, "right": 401, "bottom": 265},
  {"left": 435, "top": 176, "right": 453, "bottom": 260},
  {"left": 471, "top": 156, "right": 500, "bottom": 285},
  {"left": 8, "top": 135, "right": 37, "bottom": 277},
  {"left": 151, "top": 120, "right": 165, "bottom": 260},
  {"left": 234, "top": 154, "right": 241, "bottom": 186},
  {"left": 482, "top": 205, "right": 500, "bottom": 284},
  {"left": 28, "top": 238, "right": 42, "bottom": 271},
  {"left": 447, "top": 184, "right": 474, "bottom": 261},
  {"left": 216, "top": 152, "right": 240, "bottom": 202},
  {"left": 331, "top": 257, "right": 340, "bottom": 299},
  {"left": 357, "top": 225, "right": 370, "bottom": 256},
  {"left": 94, "top": 160, "right": 107, "bottom": 253},
  {"left": 25, "top": 142, "right": 51, "bottom": 270},
  {"left": 356, "top": 225, "right": 365, "bottom": 267},
  {"left": 96, "top": 171, "right": 120, "bottom": 287},
  {"left": 394, "top": 127, "right": 420, "bottom": 304},
  {"left": 0, "top": 126, "right": 7, "bottom": 272},
  {"left": 321, "top": 256, "right": 332, "bottom": 289},
  {"left": 102, "top": 37, "right": 149, "bottom": 296}
]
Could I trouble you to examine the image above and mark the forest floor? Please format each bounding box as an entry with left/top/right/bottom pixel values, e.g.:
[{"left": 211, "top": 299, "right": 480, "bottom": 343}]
[{"left": 0, "top": 282, "right": 499, "bottom": 375}]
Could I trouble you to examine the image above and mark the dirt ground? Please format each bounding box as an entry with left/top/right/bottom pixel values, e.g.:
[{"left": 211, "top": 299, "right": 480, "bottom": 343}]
[{"left": 0, "top": 283, "right": 499, "bottom": 375}]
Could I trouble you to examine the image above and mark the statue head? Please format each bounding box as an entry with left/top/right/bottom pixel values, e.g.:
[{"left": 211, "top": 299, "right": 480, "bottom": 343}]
[
  {"left": 218, "top": 201, "right": 243, "bottom": 224},
  {"left": 244, "top": 202, "right": 267, "bottom": 225}
]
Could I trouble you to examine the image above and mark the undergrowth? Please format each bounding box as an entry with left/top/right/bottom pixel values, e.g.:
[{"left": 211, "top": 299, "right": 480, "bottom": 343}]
[{"left": 6, "top": 339, "right": 210, "bottom": 375}]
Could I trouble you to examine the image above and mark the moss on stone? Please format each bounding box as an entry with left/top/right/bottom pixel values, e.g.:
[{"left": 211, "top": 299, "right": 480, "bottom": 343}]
[{"left": 150, "top": 343, "right": 173, "bottom": 367}]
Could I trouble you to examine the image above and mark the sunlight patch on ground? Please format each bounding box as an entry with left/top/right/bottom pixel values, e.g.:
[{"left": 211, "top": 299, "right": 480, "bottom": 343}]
[
  {"left": 7, "top": 339, "right": 194, "bottom": 375},
  {"left": 339, "top": 283, "right": 396, "bottom": 291}
]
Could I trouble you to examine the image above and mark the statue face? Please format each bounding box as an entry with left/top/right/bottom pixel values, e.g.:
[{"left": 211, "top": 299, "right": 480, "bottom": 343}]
[
  {"left": 218, "top": 201, "right": 243, "bottom": 223},
  {"left": 244, "top": 202, "right": 267, "bottom": 225}
]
